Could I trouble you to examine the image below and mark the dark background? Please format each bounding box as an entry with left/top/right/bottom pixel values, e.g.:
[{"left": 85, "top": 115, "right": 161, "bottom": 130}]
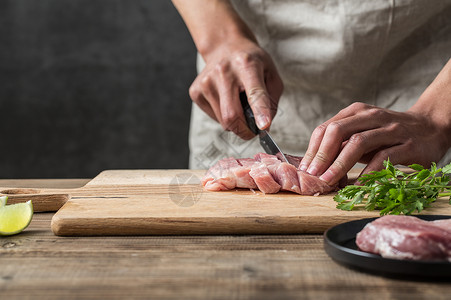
[{"left": 0, "top": 0, "right": 197, "bottom": 178}]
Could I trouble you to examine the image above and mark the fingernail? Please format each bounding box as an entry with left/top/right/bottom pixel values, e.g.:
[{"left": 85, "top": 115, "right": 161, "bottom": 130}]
[
  {"left": 307, "top": 165, "right": 318, "bottom": 176},
  {"left": 299, "top": 164, "right": 308, "bottom": 172},
  {"left": 319, "top": 170, "right": 334, "bottom": 184},
  {"left": 256, "top": 115, "right": 270, "bottom": 129}
]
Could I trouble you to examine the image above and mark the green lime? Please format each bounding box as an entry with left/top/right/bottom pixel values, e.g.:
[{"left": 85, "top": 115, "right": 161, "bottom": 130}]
[{"left": 0, "top": 199, "right": 33, "bottom": 236}]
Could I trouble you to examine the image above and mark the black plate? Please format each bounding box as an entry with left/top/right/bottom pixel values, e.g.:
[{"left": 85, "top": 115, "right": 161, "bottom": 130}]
[{"left": 323, "top": 215, "right": 451, "bottom": 279}]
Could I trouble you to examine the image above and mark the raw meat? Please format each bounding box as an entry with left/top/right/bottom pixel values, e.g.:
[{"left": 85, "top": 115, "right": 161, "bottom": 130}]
[
  {"left": 201, "top": 157, "right": 259, "bottom": 191},
  {"left": 356, "top": 215, "right": 451, "bottom": 261},
  {"left": 201, "top": 153, "right": 338, "bottom": 195},
  {"left": 201, "top": 157, "right": 238, "bottom": 191},
  {"left": 235, "top": 158, "right": 259, "bottom": 189},
  {"left": 283, "top": 153, "right": 303, "bottom": 168},
  {"left": 274, "top": 163, "right": 301, "bottom": 194},
  {"left": 249, "top": 163, "right": 281, "bottom": 194},
  {"left": 298, "top": 171, "right": 335, "bottom": 196},
  {"left": 255, "top": 153, "right": 301, "bottom": 194}
]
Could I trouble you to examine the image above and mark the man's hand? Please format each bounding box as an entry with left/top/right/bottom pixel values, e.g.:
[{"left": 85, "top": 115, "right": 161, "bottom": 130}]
[
  {"left": 172, "top": 0, "right": 283, "bottom": 139},
  {"left": 189, "top": 41, "right": 283, "bottom": 139}
]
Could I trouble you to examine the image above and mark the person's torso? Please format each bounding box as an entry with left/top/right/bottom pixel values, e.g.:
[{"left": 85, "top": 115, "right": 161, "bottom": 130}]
[{"left": 190, "top": 0, "right": 451, "bottom": 169}]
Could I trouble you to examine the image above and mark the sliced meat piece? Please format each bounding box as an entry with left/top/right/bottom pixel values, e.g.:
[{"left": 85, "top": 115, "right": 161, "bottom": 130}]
[
  {"left": 201, "top": 157, "right": 238, "bottom": 191},
  {"left": 254, "top": 153, "right": 281, "bottom": 181},
  {"left": 202, "top": 157, "right": 259, "bottom": 190},
  {"left": 356, "top": 215, "right": 451, "bottom": 261},
  {"left": 272, "top": 163, "right": 301, "bottom": 194},
  {"left": 297, "top": 171, "right": 337, "bottom": 195},
  {"left": 249, "top": 163, "right": 281, "bottom": 194},
  {"left": 254, "top": 152, "right": 281, "bottom": 164},
  {"left": 237, "top": 158, "right": 258, "bottom": 167},
  {"left": 254, "top": 153, "right": 301, "bottom": 194},
  {"left": 283, "top": 153, "right": 303, "bottom": 168},
  {"left": 234, "top": 159, "right": 258, "bottom": 189}
]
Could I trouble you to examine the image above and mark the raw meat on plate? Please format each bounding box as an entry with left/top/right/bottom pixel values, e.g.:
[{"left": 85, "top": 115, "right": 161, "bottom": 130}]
[
  {"left": 201, "top": 153, "right": 337, "bottom": 196},
  {"left": 356, "top": 215, "right": 451, "bottom": 261}
]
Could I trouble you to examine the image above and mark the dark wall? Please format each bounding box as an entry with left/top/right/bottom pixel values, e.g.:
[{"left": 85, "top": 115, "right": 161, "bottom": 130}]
[{"left": 0, "top": 0, "right": 197, "bottom": 178}]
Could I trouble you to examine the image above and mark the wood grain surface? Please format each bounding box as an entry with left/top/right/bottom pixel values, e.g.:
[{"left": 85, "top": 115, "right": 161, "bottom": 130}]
[{"left": 1, "top": 208, "right": 451, "bottom": 299}]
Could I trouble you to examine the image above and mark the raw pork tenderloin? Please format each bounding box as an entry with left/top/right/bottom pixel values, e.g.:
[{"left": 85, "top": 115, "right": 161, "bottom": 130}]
[{"left": 201, "top": 153, "right": 337, "bottom": 196}]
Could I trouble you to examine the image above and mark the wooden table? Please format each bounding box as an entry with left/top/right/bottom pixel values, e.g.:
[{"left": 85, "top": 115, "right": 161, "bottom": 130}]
[{"left": 1, "top": 179, "right": 451, "bottom": 299}]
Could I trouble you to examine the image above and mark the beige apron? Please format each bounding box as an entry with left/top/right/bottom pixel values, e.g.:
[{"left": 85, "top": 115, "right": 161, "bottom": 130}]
[{"left": 189, "top": 0, "right": 451, "bottom": 169}]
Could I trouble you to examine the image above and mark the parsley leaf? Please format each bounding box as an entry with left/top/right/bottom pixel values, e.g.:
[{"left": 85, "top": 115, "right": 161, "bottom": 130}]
[{"left": 334, "top": 159, "right": 451, "bottom": 215}]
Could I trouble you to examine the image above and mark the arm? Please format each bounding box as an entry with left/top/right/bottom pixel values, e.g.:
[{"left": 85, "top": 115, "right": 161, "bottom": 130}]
[
  {"left": 172, "top": 0, "right": 283, "bottom": 139},
  {"left": 300, "top": 58, "right": 451, "bottom": 185}
]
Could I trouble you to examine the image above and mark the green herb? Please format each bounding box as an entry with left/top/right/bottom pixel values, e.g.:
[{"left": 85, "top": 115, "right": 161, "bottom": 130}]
[{"left": 334, "top": 160, "right": 451, "bottom": 215}]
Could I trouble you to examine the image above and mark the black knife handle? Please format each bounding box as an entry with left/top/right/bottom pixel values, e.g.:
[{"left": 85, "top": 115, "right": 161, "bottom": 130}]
[{"left": 239, "top": 92, "right": 259, "bottom": 135}]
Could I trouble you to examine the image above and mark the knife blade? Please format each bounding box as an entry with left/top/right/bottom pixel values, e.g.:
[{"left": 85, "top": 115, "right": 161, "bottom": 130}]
[{"left": 239, "top": 92, "right": 289, "bottom": 163}]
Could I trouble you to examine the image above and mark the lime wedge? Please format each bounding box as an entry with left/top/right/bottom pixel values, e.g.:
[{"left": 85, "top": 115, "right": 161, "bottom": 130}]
[{"left": 0, "top": 200, "right": 33, "bottom": 236}]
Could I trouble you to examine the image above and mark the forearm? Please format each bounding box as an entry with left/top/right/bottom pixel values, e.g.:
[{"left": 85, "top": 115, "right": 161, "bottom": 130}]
[
  {"left": 171, "top": 0, "right": 257, "bottom": 61},
  {"left": 408, "top": 58, "right": 451, "bottom": 151}
]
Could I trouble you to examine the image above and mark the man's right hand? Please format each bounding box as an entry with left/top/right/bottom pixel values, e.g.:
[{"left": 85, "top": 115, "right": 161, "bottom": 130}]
[
  {"left": 172, "top": 0, "right": 283, "bottom": 140},
  {"left": 190, "top": 40, "right": 283, "bottom": 139}
]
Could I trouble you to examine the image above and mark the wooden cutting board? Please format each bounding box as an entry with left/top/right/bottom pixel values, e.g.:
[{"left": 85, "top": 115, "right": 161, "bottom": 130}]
[{"left": 2, "top": 170, "right": 451, "bottom": 236}]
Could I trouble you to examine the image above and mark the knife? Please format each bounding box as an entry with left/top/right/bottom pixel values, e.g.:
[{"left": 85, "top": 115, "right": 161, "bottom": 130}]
[{"left": 239, "top": 92, "right": 289, "bottom": 163}]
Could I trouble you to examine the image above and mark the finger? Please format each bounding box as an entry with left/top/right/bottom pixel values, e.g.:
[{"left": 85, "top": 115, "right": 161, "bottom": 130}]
[
  {"left": 264, "top": 64, "right": 284, "bottom": 119},
  {"left": 299, "top": 123, "right": 327, "bottom": 172},
  {"left": 235, "top": 53, "right": 273, "bottom": 130},
  {"left": 339, "top": 174, "right": 349, "bottom": 188},
  {"left": 300, "top": 102, "right": 372, "bottom": 172},
  {"left": 318, "top": 127, "right": 401, "bottom": 185},
  {"left": 195, "top": 94, "right": 218, "bottom": 122},
  {"left": 189, "top": 81, "right": 218, "bottom": 122},
  {"left": 216, "top": 72, "right": 255, "bottom": 139},
  {"left": 306, "top": 107, "right": 391, "bottom": 176},
  {"left": 361, "top": 143, "right": 413, "bottom": 176},
  {"left": 359, "top": 149, "right": 381, "bottom": 165},
  {"left": 195, "top": 74, "right": 223, "bottom": 124}
]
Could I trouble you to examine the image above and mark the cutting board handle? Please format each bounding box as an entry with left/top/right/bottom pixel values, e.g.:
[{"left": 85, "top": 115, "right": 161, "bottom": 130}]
[
  {"left": 1, "top": 188, "right": 71, "bottom": 212},
  {"left": 1, "top": 188, "right": 41, "bottom": 195}
]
